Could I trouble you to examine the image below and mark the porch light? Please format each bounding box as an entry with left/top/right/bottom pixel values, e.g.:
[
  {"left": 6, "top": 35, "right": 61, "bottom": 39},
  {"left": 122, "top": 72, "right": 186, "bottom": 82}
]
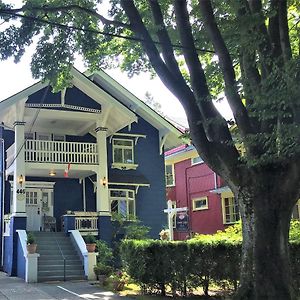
[
  {"left": 49, "top": 170, "right": 56, "bottom": 177},
  {"left": 18, "top": 174, "right": 24, "bottom": 186},
  {"left": 100, "top": 177, "right": 107, "bottom": 187}
]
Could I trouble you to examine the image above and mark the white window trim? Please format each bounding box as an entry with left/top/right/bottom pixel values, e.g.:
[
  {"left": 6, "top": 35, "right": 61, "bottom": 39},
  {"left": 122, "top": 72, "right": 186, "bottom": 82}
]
[
  {"left": 165, "top": 164, "right": 175, "bottom": 187},
  {"left": 112, "top": 138, "right": 138, "bottom": 170},
  {"left": 109, "top": 188, "right": 136, "bottom": 218},
  {"left": 221, "top": 196, "right": 240, "bottom": 224},
  {"left": 191, "top": 156, "right": 204, "bottom": 165},
  {"left": 192, "top": 196, "right": 208, "bottom": 211}
]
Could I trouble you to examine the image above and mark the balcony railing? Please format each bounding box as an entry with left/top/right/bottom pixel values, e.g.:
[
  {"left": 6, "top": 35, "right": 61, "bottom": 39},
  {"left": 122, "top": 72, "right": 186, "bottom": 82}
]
[{"left": 6, "top": 140, "right": 98, "bottom": 166}]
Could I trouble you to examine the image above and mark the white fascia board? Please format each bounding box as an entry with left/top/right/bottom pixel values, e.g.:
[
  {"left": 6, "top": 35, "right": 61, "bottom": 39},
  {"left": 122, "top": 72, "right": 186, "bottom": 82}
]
[
  {"left": 91, "top": 71, "right": 182, "bottom": 148},
  {"left": 0, "top": 81, "right": 47, "bottom": 112},
  {"left": 71, "top": 68, "right": 137, "bottom": 124},
  {"left": 165, "top": 147, "right": 198, "bottom": 165}
]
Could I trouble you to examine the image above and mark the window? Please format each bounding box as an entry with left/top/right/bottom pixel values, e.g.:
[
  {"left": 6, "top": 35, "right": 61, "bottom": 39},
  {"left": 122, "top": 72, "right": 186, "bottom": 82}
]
[
  {"left": 292, "top": 200, "right": 300, "bottom": 220},
  {"left": 53, "top": 134, "right": 65, "bottom": 141},
  {"left": 110, "top": 189, "right": 135, "bottom": 219},
  {"left": 192, "top": 197, "right": 208, "bottom": 211},
  {"left": 25, "top": 132, "right": 34, "bottom": 140},
  {"left": 165, "top": 164, "right": 175, "bottom": 186},
  {"left": 112, "top": 139, "right": 134, "bottom": 165},
  {"left": 191, "top": 156, "right": 204, "bottom": 165},
  {"left": 222, "top": 197, "right": 240, "bottom": 224}
]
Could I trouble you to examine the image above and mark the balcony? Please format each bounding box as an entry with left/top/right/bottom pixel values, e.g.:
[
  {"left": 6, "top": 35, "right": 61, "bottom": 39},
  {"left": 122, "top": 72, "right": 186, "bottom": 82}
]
[{"left": 6, "top": 140, "right": 98, "bottom": 167}]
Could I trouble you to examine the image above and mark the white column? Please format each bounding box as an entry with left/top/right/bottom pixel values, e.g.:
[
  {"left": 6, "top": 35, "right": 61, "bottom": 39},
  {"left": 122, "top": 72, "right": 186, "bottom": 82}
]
[
  {"left": 12, "top": 121, "right": 26, "bottom": 216},
  {"left": 167, "top": 200, "right": 174, "bottom": 241},
  {"left": 87, "top": 252, "right": 98, "bottom": 280},
  {"left": 25, "top": 253, "right": 40, "bottom": 283},
  {"left": 95, "top": 123, "right": 110, "bottom": 216}
]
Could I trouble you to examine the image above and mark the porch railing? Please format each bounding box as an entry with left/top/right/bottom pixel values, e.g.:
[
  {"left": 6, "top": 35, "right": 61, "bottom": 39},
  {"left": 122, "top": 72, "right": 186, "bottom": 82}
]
[
  {"left": 74, "top": 212, "right": 98, "bottom": 235},
  {"left": 23, "top": 140, "right": 98, "bottom": 164}
]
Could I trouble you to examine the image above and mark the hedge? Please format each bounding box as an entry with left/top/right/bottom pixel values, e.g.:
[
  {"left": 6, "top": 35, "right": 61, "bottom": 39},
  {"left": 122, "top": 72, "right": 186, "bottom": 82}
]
[{"left": 119, "top": 238, "right": 300, "bottom": 296}]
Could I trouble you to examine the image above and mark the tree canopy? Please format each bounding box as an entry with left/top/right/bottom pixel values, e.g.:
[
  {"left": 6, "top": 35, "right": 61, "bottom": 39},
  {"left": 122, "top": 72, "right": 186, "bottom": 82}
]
[{"left": 1, "top": 0, "right": 300, "bottom": 299}]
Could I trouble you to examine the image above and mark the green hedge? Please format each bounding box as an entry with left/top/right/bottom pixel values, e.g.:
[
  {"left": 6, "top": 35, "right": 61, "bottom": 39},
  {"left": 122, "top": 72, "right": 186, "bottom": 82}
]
[{"left": 119, "top": 222, "right": 300, "bottom": 296}]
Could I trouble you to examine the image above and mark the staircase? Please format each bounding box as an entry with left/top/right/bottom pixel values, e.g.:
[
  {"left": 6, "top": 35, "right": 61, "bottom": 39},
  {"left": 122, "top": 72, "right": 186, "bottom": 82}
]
[{"left": 33, "top": 231, "right": 86, "bottom": 282}]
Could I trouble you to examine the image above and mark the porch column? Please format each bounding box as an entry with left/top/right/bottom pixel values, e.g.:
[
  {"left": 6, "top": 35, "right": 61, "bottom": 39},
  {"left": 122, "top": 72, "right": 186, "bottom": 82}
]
[
  {"left": 12, "top": 121, "right": 26, "bottom": 216},
  {"left": 95, "top": 124, "right": 112, "bottom": 244}
]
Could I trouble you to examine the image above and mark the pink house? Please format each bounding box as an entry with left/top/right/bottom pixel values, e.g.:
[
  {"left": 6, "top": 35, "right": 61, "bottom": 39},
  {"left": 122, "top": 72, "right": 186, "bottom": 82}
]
[
  {"left": 165, "top": 145, "right": 239, "bottom": 240},
  {"left": 165, "top": 144, "right": 300, "bottom": 240}
]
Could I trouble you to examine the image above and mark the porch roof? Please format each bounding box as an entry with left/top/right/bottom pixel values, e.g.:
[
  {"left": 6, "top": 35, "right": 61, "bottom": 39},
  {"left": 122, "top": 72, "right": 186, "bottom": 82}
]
[{"left": 108, "top": 171, "right": 149, "bottom": 186}]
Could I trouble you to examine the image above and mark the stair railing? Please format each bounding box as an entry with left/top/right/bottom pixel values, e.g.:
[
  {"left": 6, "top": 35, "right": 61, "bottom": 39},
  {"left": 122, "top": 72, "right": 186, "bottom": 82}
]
[{"left": 53, "top": 232, "right": 66, "bottom": 281}]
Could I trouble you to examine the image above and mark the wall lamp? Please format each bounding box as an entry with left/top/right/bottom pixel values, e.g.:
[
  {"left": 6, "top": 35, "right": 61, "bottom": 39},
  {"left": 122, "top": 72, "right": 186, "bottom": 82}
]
[
  {"left": 18, "top": 174, "right": 24, "bottom": 186},
  {"left": 100, "top": 177, "right": 107, "bottom": 187},
  {"left": 49, "top": 170, "right": 56, "bottom": 177}
]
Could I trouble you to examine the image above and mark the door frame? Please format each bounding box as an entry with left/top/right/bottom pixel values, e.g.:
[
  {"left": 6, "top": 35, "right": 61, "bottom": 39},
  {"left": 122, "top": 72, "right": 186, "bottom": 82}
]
[{"left": 10, "top": 181, "right": 56, "bottom": 231}]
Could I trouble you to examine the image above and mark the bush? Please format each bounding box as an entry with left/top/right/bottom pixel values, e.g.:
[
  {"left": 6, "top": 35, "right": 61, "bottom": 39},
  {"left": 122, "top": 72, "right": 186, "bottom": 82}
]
[
  {"left": 96, "top": 240, "right": 113, "bottom": 264},
  {"left": 94, "top": 263, "right": 113, "bottom": 276},
  {"left": 119, "top": 221, "right": 300, "bottom": 296}
]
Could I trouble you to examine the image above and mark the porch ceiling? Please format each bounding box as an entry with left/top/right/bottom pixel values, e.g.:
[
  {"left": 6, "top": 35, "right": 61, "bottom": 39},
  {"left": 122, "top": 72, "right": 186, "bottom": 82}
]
[
  {"left": 11, "top": 162, "right": 97, "bottom": 179},
  {"left": 24, "top": 108, "right": 99, "bottom": 136}
]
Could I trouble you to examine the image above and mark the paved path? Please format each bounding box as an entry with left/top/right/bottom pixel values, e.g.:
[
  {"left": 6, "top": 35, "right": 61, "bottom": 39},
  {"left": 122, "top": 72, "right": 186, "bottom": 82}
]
[{"left": 0, "top": 272, "right": 131, "bottom": 300}]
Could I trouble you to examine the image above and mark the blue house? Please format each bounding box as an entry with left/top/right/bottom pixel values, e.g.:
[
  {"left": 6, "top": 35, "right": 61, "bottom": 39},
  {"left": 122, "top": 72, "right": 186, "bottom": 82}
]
[{"left": 0, "top": 67, "right": 182, "bottom": 281}]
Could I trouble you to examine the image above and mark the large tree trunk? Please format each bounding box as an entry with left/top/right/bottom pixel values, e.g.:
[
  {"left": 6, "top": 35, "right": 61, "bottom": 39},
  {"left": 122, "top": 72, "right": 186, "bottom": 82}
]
[{"left": 233, "top": 177, "right": 297, "bottom": 300}]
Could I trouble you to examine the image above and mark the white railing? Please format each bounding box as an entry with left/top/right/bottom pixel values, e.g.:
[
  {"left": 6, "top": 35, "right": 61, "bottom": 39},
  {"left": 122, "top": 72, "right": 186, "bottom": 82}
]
[
  {"left": 74, "top": 213, "right": 98, "bottom": 234},
  {"left": 24, "top": 140, "right": 98, "bottom": 164}
]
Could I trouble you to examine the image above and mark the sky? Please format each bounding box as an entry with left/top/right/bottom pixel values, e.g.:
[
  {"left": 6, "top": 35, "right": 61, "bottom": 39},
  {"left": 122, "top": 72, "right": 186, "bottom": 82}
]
[{"left": 0, "top": 0, "right": 233, "bottom": 128}]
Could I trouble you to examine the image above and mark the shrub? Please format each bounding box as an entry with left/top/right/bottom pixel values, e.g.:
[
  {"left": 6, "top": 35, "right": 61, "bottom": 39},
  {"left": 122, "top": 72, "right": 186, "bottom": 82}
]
[
  {"left": 96, "top": 240, "right": 113, "bottom": 265},
  {"left": 94, "top": 263, "right": 113, "bottom": 276},
  {"left": 120, "top": 221, "right": 300, "bottom": 296}
]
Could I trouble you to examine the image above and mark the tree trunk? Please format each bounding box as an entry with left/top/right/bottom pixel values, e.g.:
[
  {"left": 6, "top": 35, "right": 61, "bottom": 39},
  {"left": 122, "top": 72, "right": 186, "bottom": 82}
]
[{"left": 233, "top": 180, "right": 297, "bottom": 300}]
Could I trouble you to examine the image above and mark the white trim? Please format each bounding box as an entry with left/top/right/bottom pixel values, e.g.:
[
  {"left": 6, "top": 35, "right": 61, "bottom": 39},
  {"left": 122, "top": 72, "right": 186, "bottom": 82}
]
[
  {"left": 112, "top": 138, "right": 135, "bottom": 166},
  {"left": 10, "top": 180, "right": 55, "bottom": 189},
  {"left": 25, "top": 103, "right": 101, "bottom": 114},
  {"left": 191, "top": 156, "right": 204, "bottom": 165},
  {"left": 111, "top": 163, "right": 138, "bottom": 170},
  {"left": 109, "top": 133, "right": 146, "bottom": 145}
]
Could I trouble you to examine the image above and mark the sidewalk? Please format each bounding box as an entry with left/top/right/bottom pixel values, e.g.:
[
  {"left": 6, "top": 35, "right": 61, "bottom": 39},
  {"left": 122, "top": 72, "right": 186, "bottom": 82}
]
[{"left": 0, "top": 272, "right": 130, "bottom": 300}]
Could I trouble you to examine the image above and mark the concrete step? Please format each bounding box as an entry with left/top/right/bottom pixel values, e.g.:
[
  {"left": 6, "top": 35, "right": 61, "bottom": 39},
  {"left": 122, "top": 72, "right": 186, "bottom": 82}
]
[
  {"left": 38, "top": 254, "right": 79, "bottom": 260},
  {"left": 38, "top": 259, "right": 81, "bottom": 265},
  {"left": 38, "top": 264, "right": 84, "bottom": 271},
  {"left": 38, "top": 274, "right": 85, "bottom": 282},
  {"left": 37, "top": 244, "right": 74, "bottom": 250},
  {"left": 37, "top": 249, "right": 78, "bottom": 256}
]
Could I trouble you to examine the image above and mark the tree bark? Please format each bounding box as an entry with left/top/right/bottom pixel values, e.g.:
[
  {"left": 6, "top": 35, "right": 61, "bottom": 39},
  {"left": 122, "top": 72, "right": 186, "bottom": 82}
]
[{"left": 232, "top": 175, "right": 297, "bottom": 300}]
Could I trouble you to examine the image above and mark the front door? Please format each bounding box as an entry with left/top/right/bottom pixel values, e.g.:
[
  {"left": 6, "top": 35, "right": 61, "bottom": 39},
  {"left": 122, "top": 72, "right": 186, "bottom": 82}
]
[
  {"left": 26, "top": 189, "right": 41, "bottom": 231},
  {"left": 25, "top": 188, "right": 54, "bottom": 231}
]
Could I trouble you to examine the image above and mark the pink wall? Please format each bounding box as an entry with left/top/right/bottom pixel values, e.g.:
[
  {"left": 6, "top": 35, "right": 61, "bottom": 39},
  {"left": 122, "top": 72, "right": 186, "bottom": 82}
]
[{"left": 170, "top": 158, "right": 225, "bottom": 240}]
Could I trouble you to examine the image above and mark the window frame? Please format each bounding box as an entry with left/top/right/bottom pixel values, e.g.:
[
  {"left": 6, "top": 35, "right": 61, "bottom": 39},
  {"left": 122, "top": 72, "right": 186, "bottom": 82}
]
[
  {"left": 191, "top": 156, "right": 204, "bottom": 165},
  {"left": 222, "top": 196, "right": 240, "bottom": 224},
  {"left": 112, "top": 138, "right": 138, "bottom": 170},
  {"left": 192, "top": 196, "right": 209, "bottom": 211},
  {"left": 165, "top": 164, "right": 175, "bottom": 187},
  {"left": 109, "top": 189, "right": 136, "bottom": 219}
]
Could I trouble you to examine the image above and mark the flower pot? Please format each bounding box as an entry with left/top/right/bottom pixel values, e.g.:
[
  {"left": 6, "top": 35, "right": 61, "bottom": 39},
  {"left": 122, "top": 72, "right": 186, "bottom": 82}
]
[
  {"left": 27, "top": 243, "right": 37, "bottom": 254},
  {"left": 86, "top": 243, "right": 96, "bottom": 252}
]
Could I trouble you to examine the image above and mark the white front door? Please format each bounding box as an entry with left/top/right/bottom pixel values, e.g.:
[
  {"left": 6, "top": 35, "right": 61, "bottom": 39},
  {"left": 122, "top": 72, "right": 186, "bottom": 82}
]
[
  {"left": 26, "top": 189, "right": 42, "bottom": 231},
  {"left": 25, "top": 188, "right": 54, "bottom": 231}
]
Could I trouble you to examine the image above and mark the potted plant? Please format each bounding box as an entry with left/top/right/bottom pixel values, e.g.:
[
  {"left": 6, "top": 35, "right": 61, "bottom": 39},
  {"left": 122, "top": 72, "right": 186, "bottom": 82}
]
[
  {"left": 84, "top": 234, "right": 97, "bottom": 252},
  {"left": 26, "top": 232, "right": 37, "bottom": 254},
  {"left": 94, "top": 263, "right": 113, "bottom": 285}
]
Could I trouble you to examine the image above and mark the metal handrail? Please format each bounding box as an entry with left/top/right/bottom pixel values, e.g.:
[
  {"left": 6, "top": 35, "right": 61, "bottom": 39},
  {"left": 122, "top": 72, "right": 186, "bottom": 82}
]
[{"left": 53, "top": 232, "right": 67, "bottom": 281}]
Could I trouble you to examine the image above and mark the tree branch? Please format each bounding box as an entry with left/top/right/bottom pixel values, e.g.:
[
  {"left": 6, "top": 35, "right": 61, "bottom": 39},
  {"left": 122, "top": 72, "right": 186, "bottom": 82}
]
[
  {"left": 120, "top": 0, "right": 241, "bottom": 179},
  {"left": 268, "top": 0, "right": 282, "bottom": 59},
  {"left": 174, "top": 0, "right": 234, "bottom": 144},
  {"left": 147, "top": 0, "right": 185, "bottom": 79},
  {"left": 2, "top": 4, "right": 132, "bottom": 29},
  {"left": 278, "top": 0, "right": 292, "bottom": 62},
  {"left": 198, "top": 0, "right": 253, "bottom": 139}
]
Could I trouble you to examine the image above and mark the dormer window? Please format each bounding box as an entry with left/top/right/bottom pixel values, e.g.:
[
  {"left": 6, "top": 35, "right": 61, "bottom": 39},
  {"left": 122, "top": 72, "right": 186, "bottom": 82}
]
[{"left": 112, "top": 138, "right": 138, "bottom": 170}]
